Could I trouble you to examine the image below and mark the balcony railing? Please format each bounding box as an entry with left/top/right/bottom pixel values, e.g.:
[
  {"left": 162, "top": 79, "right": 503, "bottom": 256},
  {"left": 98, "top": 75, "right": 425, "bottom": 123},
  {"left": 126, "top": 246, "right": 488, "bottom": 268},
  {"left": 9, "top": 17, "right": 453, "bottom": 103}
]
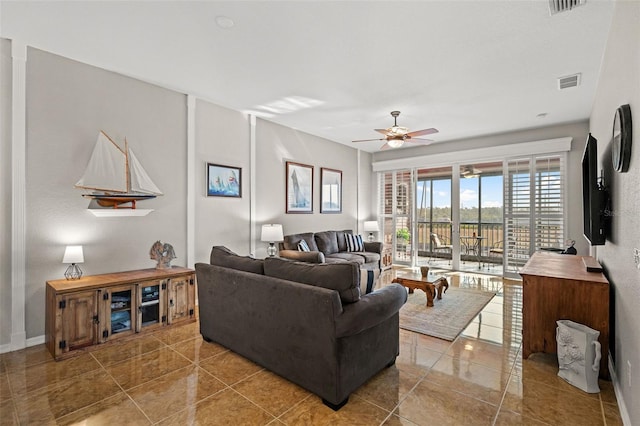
[{"left": 414, "top": 221, "right": 504, "bottom": 264}]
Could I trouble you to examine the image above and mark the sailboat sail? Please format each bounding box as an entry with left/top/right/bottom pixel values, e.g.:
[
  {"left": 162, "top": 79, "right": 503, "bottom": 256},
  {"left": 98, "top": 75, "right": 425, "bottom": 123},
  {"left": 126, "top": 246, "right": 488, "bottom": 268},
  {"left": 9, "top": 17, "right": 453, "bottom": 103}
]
[
  {"left": 128, "top": 149, "right": 162, "bottom": 195},
  {"left": 76, "top": 131, "right": 162, "bottom": 208},
  {"left": 75, "top": 132, "right": 128, "bottom": 193}
]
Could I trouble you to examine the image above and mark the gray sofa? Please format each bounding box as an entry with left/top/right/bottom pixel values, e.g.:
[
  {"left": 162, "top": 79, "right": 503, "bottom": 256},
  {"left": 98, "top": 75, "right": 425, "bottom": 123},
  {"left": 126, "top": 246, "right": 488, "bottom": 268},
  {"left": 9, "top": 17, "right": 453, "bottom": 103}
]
[
  {"left": 279, "top": 230, "right": 382, "bottom": 271},
  {"left": 196, "top": 246, "right": 407, "bottom": 410}
]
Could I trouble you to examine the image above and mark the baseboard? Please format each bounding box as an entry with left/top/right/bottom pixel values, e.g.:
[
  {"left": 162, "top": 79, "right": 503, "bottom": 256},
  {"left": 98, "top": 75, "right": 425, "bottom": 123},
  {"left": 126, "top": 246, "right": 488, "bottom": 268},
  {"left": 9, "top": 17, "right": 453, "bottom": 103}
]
[
  {"left": 27, "top": 334, "right": 45, "bottom": 347},
  {"left": 0, "top": 334, "right": 45, "bottom": 354},
  {"left": 609, "top": 354, "right": 632, "bottom": 426}
]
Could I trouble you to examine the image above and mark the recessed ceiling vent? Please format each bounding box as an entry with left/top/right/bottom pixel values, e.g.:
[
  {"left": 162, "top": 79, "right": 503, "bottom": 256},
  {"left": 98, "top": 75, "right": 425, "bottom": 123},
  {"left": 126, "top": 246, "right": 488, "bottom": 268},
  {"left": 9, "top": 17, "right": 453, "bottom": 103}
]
[
  {"left": 549, "top": 0, "right": 586, "bottom": 15},
  {"left": 558, "top": 73, "right": 581, "bottom": 90}
]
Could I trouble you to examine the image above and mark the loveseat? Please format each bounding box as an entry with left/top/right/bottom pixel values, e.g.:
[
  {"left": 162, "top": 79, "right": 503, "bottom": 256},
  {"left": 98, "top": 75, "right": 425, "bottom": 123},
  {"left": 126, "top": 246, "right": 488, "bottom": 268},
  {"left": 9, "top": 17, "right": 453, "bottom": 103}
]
[
  {"left": 279, "top": 230, "right": 382, "bottom": 271},
  {"left": 195, "top": 246, "right": 407, "bottom": 410}
]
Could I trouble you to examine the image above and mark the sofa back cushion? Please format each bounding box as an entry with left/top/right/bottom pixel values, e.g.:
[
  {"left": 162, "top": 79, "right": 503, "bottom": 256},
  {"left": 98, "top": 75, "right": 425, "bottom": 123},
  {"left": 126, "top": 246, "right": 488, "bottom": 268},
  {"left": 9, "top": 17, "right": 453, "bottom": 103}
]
[
  {"left": 314, "top": 231, "right": 339, "bottom": 255},
  {"left": 210, "top": 246, "right": 264, "bottom": 275},
  {"left": 282, "top": 233, "right": 319, "bottom": 252},
  {"left": 336, "top": 230, "right": 352, "bottom": 252},
  {"left": 264, "top": 257, "right": 361, "bottom": 303}
]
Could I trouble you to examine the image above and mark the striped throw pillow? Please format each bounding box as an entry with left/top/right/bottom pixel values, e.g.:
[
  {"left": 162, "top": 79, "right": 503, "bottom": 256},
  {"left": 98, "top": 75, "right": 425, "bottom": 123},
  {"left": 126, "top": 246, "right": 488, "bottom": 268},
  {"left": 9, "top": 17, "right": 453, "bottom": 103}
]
[
  {"left": 346, "top": 234, "right": 364, "bottom": 252},
  {"left": 298, "top": 240, "right": 311, "bottom": 252}
]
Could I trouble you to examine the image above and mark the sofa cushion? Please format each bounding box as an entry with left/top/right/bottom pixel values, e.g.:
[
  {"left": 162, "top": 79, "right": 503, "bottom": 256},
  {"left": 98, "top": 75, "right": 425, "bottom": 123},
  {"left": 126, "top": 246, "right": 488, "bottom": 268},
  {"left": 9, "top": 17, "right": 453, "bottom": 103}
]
[
  {"left": 353, "top": 251, "right": 381, "bottom": 264},
  {"left": 264, "top": 257, "right": 361, "bottom": 303},
  {"left": 336, "top": 230, "right": 350, "bottom": 252},
  {"left": 210, "top": 246, "right": 264, "bottom": 275},
  {"left": 345, "top": 234, "right": 364, "bottom": 252},
  {"left": 314, "top": 231, "right": 339, "bottom": 255},
  {"left": 283, "top": 233, "right": 319, "bottom": 252},
  {"left": 325, "top": 252, "right": 365, "bottom": 265}
]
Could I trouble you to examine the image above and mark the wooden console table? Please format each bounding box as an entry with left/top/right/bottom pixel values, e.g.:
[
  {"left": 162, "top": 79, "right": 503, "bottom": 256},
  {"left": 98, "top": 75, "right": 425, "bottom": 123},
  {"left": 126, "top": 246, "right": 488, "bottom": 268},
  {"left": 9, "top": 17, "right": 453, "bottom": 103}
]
[
  {"left": 520, "top": 252, "right": 609, "bottom": 379},
  {"left": 46, "top": 267, "right": 196, "bottom": 360}
]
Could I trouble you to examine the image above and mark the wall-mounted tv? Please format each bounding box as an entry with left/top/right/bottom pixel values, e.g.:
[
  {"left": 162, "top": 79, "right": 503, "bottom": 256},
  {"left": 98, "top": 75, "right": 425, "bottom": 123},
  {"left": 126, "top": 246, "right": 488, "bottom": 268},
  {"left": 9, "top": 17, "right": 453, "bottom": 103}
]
[{"left": 582, "top": 133, "right": 607, "bottom": 245}]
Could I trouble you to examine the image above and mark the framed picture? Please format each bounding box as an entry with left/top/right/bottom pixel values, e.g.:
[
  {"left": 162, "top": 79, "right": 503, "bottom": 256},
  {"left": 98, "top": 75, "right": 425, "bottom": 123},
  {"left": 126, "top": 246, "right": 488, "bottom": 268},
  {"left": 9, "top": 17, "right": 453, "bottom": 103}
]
[
  {"left": 320, "top": 167, "right": 342, "bottom": 213},
  {"left": 207, "top": 163, "right": 241, "bottom": 197},
  {"left": 286, "top": 161, "right": 313, "bottom": 213}
]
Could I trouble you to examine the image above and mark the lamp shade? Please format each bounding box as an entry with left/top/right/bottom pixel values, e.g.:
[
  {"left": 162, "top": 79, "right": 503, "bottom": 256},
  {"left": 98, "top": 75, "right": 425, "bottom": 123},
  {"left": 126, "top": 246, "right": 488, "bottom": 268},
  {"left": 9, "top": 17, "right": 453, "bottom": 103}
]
[
  {"left": 261, "top": 224, "right": 284, "bottom": 242},
  {"left": 363, "top": 221, "right": 380, "bottom": 232},
  {"left": 62, "top": 245, "right": 84, "bottom": 264}
]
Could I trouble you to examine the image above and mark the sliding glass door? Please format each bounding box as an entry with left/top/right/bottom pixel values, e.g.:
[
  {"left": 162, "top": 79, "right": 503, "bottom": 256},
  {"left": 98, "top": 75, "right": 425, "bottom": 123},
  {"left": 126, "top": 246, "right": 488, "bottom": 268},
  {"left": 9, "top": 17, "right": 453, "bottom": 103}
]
[
  {"left": 378, "top": 153, "right": 565, "bottom": 278},
  {"left": 415, "top": 167, "right": 453, "bottom": 268},
  {"left": 458, "top": 162, "right": 504, "bottom": 273}
]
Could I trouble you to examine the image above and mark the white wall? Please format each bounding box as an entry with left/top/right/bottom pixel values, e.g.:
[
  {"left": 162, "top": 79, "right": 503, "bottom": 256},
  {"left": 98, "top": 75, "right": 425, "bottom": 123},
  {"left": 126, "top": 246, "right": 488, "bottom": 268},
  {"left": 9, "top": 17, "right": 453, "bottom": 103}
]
[
  {"left": 589, "top": 1, "right": 640, "bottom": 423},
  {"left": 194, "top": 100, "right": 251, "bottom": 260},
  {"left": 0, "top": 39, "right": 12, "bottom": 345}
]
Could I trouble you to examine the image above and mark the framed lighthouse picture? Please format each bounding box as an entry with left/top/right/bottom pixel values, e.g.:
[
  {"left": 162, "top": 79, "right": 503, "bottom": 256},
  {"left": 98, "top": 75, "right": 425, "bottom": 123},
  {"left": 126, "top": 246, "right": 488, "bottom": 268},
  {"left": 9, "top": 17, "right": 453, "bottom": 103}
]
[{"left": 286, "top": 161, "right": 313, "bottom": 213}]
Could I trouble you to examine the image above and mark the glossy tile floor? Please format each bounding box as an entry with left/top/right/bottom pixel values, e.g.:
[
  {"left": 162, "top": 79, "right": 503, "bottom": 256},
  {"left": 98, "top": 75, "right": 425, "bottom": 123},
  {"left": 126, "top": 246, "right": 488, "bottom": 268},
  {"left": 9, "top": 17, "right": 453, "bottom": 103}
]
[{"left": 0, "top": 268, "right": 623, "bottom": 425}]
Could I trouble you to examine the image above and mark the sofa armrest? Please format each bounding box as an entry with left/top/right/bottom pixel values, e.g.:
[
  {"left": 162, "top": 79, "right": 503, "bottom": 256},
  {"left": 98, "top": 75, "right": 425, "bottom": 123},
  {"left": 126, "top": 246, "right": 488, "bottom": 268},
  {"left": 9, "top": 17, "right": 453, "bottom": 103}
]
[
  {"left": 335, "top": 284, "right": 407, "bottom": 338},
  {"left": 279, "top": 249, "right": 325, "bottom": 263},
  {"left": 363, "top": 241, "right": 383, "bottom": 254}
]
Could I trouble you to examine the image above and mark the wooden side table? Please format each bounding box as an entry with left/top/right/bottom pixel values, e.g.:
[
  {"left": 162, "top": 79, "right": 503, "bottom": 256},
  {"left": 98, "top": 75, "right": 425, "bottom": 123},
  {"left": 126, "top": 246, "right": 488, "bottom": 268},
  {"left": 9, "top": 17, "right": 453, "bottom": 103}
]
[{"left": 520, "top": 252, "right": 609, "bottom": 379}]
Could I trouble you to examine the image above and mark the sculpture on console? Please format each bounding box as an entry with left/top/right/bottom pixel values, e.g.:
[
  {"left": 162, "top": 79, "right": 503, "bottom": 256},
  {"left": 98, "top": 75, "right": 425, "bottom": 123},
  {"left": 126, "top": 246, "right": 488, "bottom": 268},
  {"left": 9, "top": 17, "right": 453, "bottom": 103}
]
[{"left": 150, "top": 240, "right": 176, "bottom": 269}]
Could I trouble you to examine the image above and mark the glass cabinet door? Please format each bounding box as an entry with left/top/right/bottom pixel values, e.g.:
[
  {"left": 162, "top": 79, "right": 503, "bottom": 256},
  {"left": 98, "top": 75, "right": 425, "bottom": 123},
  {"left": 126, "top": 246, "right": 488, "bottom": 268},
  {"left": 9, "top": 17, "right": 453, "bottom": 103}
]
[
  {"left": 138, "top": 280, "right": 165, "bottom": 330},
  {"left": 102, "top": 285, "right": 135, "bottom": 341}
]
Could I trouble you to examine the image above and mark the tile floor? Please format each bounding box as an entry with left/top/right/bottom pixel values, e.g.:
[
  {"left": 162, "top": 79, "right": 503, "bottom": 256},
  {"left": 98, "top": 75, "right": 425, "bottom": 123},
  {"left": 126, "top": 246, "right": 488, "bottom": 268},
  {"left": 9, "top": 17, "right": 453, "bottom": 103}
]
[{"left": 0, "top": 268, "right": 623, "bottom": 425}]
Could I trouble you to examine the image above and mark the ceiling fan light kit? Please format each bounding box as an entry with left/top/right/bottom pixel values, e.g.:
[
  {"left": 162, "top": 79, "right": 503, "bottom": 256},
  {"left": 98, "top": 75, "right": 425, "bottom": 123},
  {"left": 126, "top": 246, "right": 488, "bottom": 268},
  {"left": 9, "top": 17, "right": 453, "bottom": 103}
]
[{"left": 352, "top": 111, "right": 439, "bottom": 150}]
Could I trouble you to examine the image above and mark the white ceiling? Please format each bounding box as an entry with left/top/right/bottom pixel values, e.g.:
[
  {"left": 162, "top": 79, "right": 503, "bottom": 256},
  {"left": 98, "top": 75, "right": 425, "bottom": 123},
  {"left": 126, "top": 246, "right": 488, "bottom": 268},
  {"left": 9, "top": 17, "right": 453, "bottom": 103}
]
[{"left": 1, "top": 1, "right": 615, "bottom": 152}]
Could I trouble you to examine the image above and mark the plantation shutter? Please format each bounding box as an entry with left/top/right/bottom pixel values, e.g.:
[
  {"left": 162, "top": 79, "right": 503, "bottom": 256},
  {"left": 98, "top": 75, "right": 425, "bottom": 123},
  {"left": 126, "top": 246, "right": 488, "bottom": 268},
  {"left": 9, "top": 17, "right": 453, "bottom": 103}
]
[
  {"left": 534, "top": 156, "right": 565, "bottom": 251},
  {"left": 378, "top": 170, "right": 414, "bottom": 265},
  {"left": 504, "top": 154, "right": 565, "bottom": 278},
  {"left": 504, "top": 158, "right": 532, "bottom": 275}
]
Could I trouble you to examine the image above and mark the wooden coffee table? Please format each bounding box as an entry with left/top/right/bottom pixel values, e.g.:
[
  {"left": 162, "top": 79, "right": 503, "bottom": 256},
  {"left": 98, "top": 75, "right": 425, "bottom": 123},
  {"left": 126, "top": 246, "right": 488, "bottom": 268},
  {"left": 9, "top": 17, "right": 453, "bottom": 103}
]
[{"left": 392, "top": 275, "right": 449, "bottom": 307}]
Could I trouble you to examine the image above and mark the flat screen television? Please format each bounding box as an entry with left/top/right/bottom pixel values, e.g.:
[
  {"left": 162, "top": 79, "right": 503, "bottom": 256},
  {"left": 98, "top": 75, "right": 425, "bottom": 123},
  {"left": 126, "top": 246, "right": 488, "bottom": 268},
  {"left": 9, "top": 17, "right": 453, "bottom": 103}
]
[{"left": 582, "top": 133, "right": 607, "bottom": 245}]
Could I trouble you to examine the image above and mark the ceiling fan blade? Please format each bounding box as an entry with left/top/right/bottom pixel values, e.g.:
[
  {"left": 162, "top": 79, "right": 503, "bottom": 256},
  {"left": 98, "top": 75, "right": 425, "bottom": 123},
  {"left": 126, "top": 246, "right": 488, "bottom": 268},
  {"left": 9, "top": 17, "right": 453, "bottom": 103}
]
[
  {"left": 374, "top": 129, "right": 390, "bottom": 135},
  {"left": 406, "top": 128, "right": 439, "bottom": 137},
  {"left": 352, "top": 138, "right": 385, "bottom": 143},
  {"left": 405, "top": 139, "right": 434, "bottom": 146}
]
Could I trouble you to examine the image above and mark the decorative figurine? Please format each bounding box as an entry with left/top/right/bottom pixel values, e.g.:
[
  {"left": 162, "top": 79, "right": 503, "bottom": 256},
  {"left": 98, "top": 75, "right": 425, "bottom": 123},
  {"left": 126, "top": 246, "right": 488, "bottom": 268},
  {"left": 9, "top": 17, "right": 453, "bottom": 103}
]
[{"left": 149, "top": 240, "right": 176, "bottom": 269}]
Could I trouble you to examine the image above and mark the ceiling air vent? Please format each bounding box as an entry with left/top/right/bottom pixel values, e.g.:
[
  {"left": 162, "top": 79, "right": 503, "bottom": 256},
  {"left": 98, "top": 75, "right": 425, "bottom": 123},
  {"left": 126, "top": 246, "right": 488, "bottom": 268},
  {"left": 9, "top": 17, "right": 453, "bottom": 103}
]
[
  {"left": 549, "top": 0, "right": 586, "bottom": 15},
  {"left": 558, "top": 73, "right": 581, "bottom": 90}
]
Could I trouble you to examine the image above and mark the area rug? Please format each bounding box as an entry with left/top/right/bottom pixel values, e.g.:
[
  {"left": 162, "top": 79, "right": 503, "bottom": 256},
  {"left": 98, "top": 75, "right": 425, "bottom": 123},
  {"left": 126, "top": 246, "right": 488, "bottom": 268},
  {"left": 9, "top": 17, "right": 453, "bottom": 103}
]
[{"left": 399, "top": 287, "right": 496, "bottom": 341}]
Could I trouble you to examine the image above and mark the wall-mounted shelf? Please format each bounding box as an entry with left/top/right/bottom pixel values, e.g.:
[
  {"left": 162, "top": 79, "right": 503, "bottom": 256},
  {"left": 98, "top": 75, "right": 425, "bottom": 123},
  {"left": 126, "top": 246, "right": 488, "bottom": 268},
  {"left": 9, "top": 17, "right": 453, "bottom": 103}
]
[{"left": 88, "top": 209, "right": 154, "bottom": 217}]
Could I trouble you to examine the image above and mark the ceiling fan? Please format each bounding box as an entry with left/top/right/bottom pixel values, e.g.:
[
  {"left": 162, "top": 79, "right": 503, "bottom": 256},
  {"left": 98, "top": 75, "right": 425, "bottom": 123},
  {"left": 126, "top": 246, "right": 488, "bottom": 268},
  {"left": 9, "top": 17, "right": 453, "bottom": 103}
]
[
  {"left": 352, "top": 111, "right": 438, "bottom": 150},
  {"left": 461, "top": 165, "right": 482, "bottom": 178}
]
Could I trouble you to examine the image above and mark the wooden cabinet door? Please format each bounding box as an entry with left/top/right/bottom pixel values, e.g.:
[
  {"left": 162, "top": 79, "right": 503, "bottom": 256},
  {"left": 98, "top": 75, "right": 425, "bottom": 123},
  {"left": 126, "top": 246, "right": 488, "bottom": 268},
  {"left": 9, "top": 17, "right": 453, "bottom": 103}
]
[
  {"left": 167, "top": 274, "right": 195, "bottom": 324},
  {"left": 57, "top": 290, "right": 98, "bottom": 357},
  {"left": 100, "top": 284, "right": 136, "bottom": 342}
]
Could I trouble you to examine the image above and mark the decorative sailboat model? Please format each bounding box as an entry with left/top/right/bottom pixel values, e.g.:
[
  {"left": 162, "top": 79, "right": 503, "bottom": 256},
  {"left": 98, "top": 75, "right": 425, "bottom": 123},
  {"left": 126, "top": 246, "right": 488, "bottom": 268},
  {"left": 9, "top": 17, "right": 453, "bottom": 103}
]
[{"left": 75, "top": 131, "right": 163, "bottom": 210}]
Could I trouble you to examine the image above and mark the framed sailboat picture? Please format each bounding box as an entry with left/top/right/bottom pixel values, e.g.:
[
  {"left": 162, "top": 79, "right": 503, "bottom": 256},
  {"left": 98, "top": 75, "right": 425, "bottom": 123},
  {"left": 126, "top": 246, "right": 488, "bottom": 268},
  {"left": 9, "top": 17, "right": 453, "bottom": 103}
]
[
  {"left": 207, "top": 163, "right": 241, "bottom": 197},
  {"left": 320, "top": 168, "right": 342, "bottom": 213},
  {"left": 286, "top": 161, "right": 313, "bottom": 213}
]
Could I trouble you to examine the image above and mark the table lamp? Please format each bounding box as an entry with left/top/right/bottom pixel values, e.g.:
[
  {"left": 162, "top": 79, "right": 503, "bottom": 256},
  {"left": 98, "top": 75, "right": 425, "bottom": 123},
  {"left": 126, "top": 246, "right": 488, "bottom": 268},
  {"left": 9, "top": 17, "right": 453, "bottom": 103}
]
[
  {"left": 261, "top": 224, "right": 284, "bottom": 257},
  {"left": 363, "top": 221, "right": 380, "bottom": 242},
  {"left": 63, "top": 245, "right": 84, "bottom": 280}
]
